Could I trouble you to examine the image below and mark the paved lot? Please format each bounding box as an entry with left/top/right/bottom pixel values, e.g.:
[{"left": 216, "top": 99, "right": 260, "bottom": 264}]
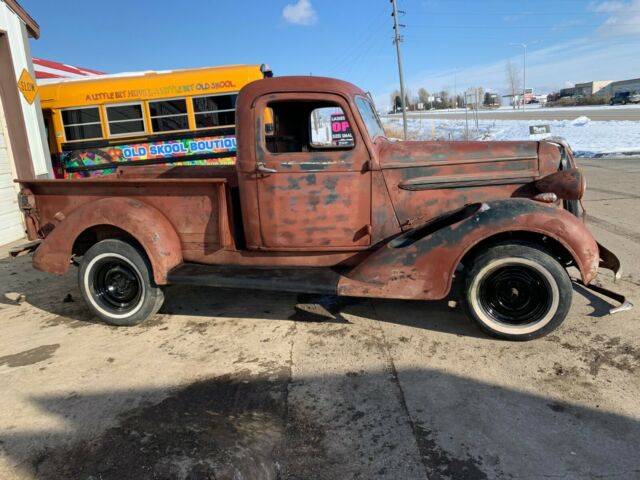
[
  {"left": 387, "top": 105, "right": 640, "bottom": 121},
  {"left": 1, "top": 159, "right": 639, "bottom": 479}
]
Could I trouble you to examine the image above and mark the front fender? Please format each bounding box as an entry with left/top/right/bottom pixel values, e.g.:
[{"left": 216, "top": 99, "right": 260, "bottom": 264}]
[
  {"left": 338, "top": 199, "right": 599, "bottom": 300},
  {"left": 33, "top": 197, "right": 182, "bottom": 284}
]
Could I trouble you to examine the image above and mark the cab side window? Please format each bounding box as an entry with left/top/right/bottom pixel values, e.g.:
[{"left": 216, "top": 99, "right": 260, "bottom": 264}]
[{"left": 265, "top": 101, "right": 354, "bottom": 154}]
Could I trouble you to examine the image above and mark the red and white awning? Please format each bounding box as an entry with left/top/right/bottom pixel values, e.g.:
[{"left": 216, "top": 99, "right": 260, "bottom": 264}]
[{"left": 33, "top": 58, "right": 105, "bottom": 80}]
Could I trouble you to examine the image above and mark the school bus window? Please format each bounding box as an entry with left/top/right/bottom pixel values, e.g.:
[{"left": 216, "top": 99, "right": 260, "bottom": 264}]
[
  {"left": 149, "top": 99, "right": 189, "bottom": 132},
  {"left": 106, "top": 103, "right": 145, "bottom": 136},
  {"left": 61, "top": 106, "right": 102, "bottom": 141},
  {"left": 264, "top": 107, "right": 274, "bottom": 136},
  {"left": 192, "top": 93, "right": 237, "bottom": 128}
]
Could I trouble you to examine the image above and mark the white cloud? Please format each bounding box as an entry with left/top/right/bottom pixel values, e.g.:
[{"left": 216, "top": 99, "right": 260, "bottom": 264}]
[
  {"left": 589, "top": 1, "right": 626, "bottom": 12},
  {"left": 591, "top": 0, "right": 640, "bottom": 36},
  {"left": 282, "top": 0, "right": 317, "bottom": 26}
]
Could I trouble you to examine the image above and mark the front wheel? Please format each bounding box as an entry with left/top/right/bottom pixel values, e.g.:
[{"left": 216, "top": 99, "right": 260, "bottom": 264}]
[
  {"left": 78, "top": 239, "right": 164, "bottom": 326},
  {"left": 463, "top": 244, "right": 572, "bottom": 340}
]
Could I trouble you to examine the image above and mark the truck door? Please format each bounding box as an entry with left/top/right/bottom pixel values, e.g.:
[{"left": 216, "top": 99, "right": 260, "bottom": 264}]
[{"left": 254, "top": 93, "right": 371, "bottom": 250}]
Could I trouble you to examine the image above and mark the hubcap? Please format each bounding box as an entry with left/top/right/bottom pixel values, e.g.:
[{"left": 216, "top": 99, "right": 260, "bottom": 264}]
[
  {"left": 91, "top": 258, "right": 142, "bottom": 313},
  {"left": 478, "top": 265, "right": 552, "bottom": 326}
]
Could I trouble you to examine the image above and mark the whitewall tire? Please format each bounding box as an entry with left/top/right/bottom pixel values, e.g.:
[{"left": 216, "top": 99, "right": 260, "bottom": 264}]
[
  {"left": 463, "top": 244, "right": 572, "bottom": 340},
  {"left": 78, "top": 239, "right": 164, "bottom": 326}
]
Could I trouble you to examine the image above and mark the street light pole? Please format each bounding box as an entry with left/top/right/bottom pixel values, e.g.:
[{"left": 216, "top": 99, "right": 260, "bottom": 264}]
[{"left": 510, "top": 43, "right": 527, "bottom": 112}]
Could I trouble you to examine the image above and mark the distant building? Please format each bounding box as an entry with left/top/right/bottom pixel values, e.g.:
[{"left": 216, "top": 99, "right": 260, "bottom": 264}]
[
  {"left": 563, "top": 77, "right": 640, "bottom": 99},
  {"left": 532, "top": 95, "right": 548, "bottom": 105},
  {"left": 502, "top": 88, "right": 534, "bottom": 106},
  {"left": 559, "top": 87, "right": 575, "bottom": 98},
  {"left": 574, "top": 80, "right": 612, "bottom": 97},
  {"left": 609, "top": 78, "right": 640, "bottom": 95}
]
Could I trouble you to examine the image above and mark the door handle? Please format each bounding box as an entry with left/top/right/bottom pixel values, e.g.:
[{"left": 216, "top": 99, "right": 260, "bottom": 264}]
[{"left": 257, "top": 163, "right": 277, "bottom": 174}]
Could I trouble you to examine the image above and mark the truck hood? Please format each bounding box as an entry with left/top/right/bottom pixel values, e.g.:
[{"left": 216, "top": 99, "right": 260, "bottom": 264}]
[
  {"left": 375, "top": 138, "right": 552, "bottom": 229},
  {"left": 376, "top": 138, "right": 539, "bottom": 168}
]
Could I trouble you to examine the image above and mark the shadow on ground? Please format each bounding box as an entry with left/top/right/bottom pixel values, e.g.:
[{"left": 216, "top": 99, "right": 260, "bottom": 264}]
[
  {"left": 1, "top": 367, "right": 639, "bottom": 479},
  {"left": 1, "top": 255, "right": 485, "bottom": 338},
  {"left": 1, "top": 255, "right": 619, "bottom": 342}
]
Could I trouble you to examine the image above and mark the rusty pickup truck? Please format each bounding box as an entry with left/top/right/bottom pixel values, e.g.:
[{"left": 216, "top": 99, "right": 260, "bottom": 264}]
[{"left": 15, "top": 76, "right": 631, "bottom": 340}]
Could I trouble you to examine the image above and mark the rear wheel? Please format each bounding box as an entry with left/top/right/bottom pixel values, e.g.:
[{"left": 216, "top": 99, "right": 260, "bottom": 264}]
[
  {"left": 78, "top": 239, "right": 164, "bottom": 326},
  {"left": 463, "top": 244, "right": 572, "bottom": 340}
]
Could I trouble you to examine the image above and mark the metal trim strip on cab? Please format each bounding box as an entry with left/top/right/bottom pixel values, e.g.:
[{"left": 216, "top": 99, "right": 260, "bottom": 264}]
[
  {"left": 382, "top": 154, "right": 538, "bottom": 170},
  {"left": 399, "top": 174, "right": 536, "bottom": 191}
]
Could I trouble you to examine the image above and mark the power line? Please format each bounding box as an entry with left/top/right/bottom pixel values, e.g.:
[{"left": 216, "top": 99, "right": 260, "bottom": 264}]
[
  {"left": 407, "top": 23, "right": 640, "bottom": 29},
  {"left": 411, "top": 10, "right": 640, "bottom": 16},
  {"left": 416, "top": 8, "right": 640, "bottom": 18},
  {"left": 330, "top": 7, "right": 389, "bottom": 73}
]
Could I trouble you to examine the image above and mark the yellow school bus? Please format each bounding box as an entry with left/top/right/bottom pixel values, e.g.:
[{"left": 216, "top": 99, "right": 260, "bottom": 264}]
[{"left": 39, "top": 63, "right": 272, "bottom": 178}]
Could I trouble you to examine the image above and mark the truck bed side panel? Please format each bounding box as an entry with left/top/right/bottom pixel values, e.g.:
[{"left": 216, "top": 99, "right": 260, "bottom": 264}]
[{"left": 21, "top": 179, "right": 233, "bottom": 280}]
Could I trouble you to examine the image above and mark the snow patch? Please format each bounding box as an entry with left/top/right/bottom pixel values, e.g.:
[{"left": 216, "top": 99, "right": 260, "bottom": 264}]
[
  {"left": 381, "top": 116, "right": 640, "bottom": 158},
  {"left": 571, "top": 116, "right": 591, "bottom": 126}
]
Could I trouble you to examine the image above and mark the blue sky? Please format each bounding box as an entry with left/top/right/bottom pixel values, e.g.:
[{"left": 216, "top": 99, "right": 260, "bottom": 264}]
[{"left": 22, "top": 0, "right": 640, "bottom": 108}]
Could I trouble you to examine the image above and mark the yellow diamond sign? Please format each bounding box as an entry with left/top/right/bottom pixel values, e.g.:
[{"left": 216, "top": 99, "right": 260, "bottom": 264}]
[{"left": 17, "top": 69, "right": 38, "bottom": 105}]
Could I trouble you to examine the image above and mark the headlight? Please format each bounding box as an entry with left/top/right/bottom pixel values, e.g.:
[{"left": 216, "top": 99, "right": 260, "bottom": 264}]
[{"left": 534, "top": 168, "right": 585, "bottom": 200}]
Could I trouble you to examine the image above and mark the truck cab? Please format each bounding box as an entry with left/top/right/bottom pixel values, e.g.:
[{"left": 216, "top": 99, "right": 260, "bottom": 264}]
[
  {"left": 16, "top": 76, "right": 631, "bottom": 340},
  {"left": 235, "top": 78, "right": 378, "bottom": 251}
]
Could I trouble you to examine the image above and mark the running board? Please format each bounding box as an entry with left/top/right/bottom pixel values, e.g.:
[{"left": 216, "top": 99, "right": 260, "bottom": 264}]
[{"left": 167, "top": 263, "right": 340, "bottom": 295}]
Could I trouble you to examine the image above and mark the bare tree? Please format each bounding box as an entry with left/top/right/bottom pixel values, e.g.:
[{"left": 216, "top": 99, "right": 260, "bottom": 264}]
[
  {"left": 390, "top": 89, "right": 401, "bottom": 112},
  {"left": 418, "top": 87, "right": 430, "bottom": 108},
  {"left": 467, "top": 87, "right": 485, "bottom": 109},
  {"left": 505, "top": 60, "right": 521, "bottom": 110},
  {"left": 437, "top": 90, "right": 451, "bottom": 109}
]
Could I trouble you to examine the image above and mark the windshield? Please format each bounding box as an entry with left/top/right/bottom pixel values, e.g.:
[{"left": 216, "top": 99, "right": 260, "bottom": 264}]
[{"left": 355, "top": 96, "right": 385, "bottom": 140}]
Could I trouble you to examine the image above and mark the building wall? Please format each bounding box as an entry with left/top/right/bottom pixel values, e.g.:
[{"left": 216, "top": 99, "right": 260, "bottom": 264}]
[
  {"left": 0, "top": 2, "right": 50, "bottom": 178},
  {"left": 574, "top": 81, "right": 612, "bottom": 97},
  {"left": 610, "top": 78, "right": 640, "bottom": 95},
  {"left": 592, "top": 80, "right": 613, "bottom": 96},
  {"left": 0, "top": 93, "right": 24, "bottom": 244},
  {"left": 560, "top": 87, "right": 575, "bottom": 98},
  {"left": 0, "top": 2, "right": 50, "bottom": 245}
]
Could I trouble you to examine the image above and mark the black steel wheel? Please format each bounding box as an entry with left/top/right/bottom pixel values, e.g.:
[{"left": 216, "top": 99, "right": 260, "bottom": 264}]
[
  {"left": 478, "top": 264, "right": 553, "bottom": 326},
  {"left": 79, "top": 239, "right": 164, "bottom": 326},
  {"left": 89, "top": 256, "right": 144, "bottom": 314},
  {"left": 463, "top": 244, "right": 572, "bottom": 340}
]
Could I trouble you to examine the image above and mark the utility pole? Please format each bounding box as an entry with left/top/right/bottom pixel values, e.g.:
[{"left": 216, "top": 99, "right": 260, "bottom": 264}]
[{"left": 391, "top": 0, "right": 408, "bottom": 139}]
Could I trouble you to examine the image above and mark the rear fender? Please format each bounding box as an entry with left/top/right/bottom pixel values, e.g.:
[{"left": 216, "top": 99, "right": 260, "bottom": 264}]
[
  {"left": 33, "top": 197, "right": 182, "bottom": 284},
  {"left": 338, "top": 199, "right": 599, "bottom": 300}
]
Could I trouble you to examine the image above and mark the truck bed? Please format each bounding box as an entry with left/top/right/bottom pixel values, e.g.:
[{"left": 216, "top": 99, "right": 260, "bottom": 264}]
[{"left": 18, "top": 165, "right": 241, "bottom": 261}]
